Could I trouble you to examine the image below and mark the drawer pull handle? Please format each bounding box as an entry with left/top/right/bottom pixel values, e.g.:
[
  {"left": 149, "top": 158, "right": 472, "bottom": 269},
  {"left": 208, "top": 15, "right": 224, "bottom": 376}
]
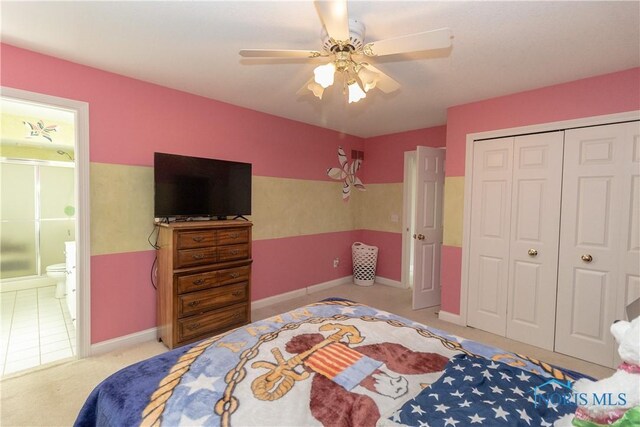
[
  {"left": 192, "top": 236, "right": 204, "bottom": 242},
  {"left": 233, "top": 313, "right": 242, "bottom": 319},
  {"left": 230, "top": 249, "right": 239, "bottom": 255},
  {"left": 232, "top": 291, "right": 243, "bottom": 297},
  {"left": 192, "top": 253, "right": 205, "bottom": 260},
  {"left": 188, "top": 301, "right": 200, "bottom": 307},
  {"left": 187, "top": 323, "right": 200, "bottom": 331},
  {"left": 231, "top": 233, "right": 239, "bottom": 238},
  {"left": 230, "top": 272, "right": 240, "bottom": 279},
  {"left": 193, "top": 279, "right": 205, "bottom": 286}
]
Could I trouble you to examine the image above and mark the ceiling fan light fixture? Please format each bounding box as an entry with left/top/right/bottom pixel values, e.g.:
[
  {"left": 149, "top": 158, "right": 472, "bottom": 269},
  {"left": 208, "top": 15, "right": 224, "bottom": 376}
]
[
  {"left": 307, "top": 81, "right": 325, "bottom": 99},
  {"left": 347, "top": 79, "right": 366, "bottom": 103},
  {"left": 357, "top": 66, "right": 379, "bottom": 92},
  {"left": 314, "top": 62, "right": 336, "bottom": 88}
]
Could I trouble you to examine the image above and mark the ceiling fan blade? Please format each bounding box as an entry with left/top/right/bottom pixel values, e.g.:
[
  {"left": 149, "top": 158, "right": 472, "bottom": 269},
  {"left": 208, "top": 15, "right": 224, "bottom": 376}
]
[
  {"left": 360, "top": 64, "right": 400, "bottom": 93},
  {"left": 314, "top": 0, "right": 350, "bottom": 42},
  {"left": 239, "top": 49, "right": 325, "bottom": 59},
  {"left": 363, "top": 28, "right": 452, "bottom": 57}
]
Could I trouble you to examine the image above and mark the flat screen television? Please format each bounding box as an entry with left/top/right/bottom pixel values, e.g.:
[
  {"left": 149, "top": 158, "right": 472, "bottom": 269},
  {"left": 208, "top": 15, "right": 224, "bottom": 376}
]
[{"left": 154, "top": 152, "right": 251, "bottom": 219}]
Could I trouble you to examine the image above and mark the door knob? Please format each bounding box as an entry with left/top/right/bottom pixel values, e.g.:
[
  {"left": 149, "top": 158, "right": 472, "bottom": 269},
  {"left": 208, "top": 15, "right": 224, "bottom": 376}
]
[
  {"left": 528, "top": 249, "right": 538, "bottom": 257},
  {"left": 416, "top": 234, "right": 425, "bottom": 240},
  {"left": 581, "top": 254, "right": 593, "bottom": 263}
]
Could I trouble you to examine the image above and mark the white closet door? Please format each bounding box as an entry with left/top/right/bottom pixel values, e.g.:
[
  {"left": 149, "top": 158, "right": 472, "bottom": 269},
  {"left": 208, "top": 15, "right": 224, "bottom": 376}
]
[
  {"left": 506, "top": 132, "right": 564, "bottom": 350},
  {"left": 555, "top": 122, "right": 636, "bottom": 367},
  {"left": 467, "top": 137, "right": 514, "bottom": 335},
  {"left": 613, "top": 121, "right": 640, "bottom": 363}
]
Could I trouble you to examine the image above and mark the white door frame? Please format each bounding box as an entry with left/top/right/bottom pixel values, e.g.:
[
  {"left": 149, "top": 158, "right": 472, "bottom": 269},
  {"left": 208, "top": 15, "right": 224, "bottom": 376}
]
[
  {"left": 2, "top": 86, "right": 91, "bottom": 358},
  {"left": 455, "top": 110, "right": 640, "bottom": 327}
]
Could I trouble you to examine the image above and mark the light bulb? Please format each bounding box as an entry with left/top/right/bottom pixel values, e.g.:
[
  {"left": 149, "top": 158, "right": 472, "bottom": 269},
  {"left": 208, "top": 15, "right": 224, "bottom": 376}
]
[
  {"left": 314, "top": 63, "right": 336, "bottom": 88},
  {"left": 307, "top": 81, "right": 325, "bottom": 99},
  {"left": 357, "top": 67, "right": 379, "bottom": 92},
  {"left": 347, "top": 80, "right": 366, "bottom": 103}
]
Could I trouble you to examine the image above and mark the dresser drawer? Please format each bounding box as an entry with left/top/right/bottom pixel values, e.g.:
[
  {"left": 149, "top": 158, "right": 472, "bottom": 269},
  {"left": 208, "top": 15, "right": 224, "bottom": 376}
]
[
  {"left": 176, "top": 247, "right": 217, "bottom": 268},
  {"left": 218, "top": 229, "right": 249, "bottom": 246},
  {"left": 218, "top": 265, "right": 250, "bottom": 286},
  {"left": 178, "top": 282, "right": 248, "bottom": 318},
  {"left": 177, "top": 230, "right": 216, "bottom": 249},
  {"left": 218, "top": 244, "right": 249, "bottom": 262},
  {"left": 178, "top": 303, "right": 247, "bottom": 342},
  {"left": 177, "top": 270, "right": 218, "bottom": 294}
]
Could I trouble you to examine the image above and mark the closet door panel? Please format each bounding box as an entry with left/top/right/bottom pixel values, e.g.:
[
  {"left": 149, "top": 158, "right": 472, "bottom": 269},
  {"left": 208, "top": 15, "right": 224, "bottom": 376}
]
[
  {"left": 506, "top": 132, "right": 563, "bottom": 350},
  {"left": 467, "top": 138, "right": 513, "bottom": 335},
  {"left": 556, "top": 123, "right": 633, "bottom": 367},
  {"left": 613, "top": 122, "right": 640, "bottom": 364}
]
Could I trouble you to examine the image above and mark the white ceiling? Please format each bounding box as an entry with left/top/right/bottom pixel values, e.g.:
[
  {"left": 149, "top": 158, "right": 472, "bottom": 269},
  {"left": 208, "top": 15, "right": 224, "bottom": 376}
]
[{"left": 1, "top": 1, "right": 638, "bottom": 138}]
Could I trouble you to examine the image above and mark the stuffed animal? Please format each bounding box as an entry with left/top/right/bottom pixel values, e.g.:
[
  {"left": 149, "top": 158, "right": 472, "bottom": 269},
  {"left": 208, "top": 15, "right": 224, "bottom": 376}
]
[{"left": 555, "top": 316, "right": 640, "bottom": 426}]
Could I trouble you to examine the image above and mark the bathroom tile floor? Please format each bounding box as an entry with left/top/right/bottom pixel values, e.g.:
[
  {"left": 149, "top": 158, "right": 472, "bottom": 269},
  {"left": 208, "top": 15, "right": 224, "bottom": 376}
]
[{"left": 1, "top": 285, "right": 76, "bottom": 376}]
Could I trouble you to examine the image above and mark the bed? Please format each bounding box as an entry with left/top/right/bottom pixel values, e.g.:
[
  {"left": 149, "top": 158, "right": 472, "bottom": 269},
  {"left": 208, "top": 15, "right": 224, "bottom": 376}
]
[{"left": 75, "top": 299, "right": 590, "bottom": 427}]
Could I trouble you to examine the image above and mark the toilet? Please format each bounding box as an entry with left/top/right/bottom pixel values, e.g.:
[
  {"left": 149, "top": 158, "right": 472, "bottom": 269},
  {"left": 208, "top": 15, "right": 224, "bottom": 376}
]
[{"left": 46, "top": 263, "right": 67, "bottom": 298}]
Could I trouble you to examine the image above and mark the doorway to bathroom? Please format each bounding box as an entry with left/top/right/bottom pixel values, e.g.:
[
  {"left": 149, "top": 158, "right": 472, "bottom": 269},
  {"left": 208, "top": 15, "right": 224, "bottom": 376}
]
[{"left": 1, "top": 89, "right": 90, "bottom": 375}]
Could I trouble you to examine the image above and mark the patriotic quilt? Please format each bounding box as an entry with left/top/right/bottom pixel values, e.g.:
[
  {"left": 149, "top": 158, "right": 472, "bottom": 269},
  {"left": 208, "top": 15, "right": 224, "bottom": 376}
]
[
  {"left": 75, "top": 300, "right": 589, "bottom": 427},
  {"left": 381, "top": 354, "right": 578, "bottom": 427}
]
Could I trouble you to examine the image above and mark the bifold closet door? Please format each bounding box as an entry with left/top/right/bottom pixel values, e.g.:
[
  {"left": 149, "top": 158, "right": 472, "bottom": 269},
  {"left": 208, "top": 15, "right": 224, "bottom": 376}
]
[
  {"left": 555, "top": 121, "right": 639, "bottom": 367},
  {"left": 505, "top": 132, "right": 564, "bottom": 350},
  {"left": 467, "top": 137, "right": 514, "bottom": 336},
  {"left": 468, "top": 133, "right": 564, "bottom": 343}
]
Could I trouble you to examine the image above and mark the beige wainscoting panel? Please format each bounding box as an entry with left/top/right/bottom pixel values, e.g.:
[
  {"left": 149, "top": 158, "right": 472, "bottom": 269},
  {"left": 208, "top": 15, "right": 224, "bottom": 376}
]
[
  {"left": 251, "top": 176, "right": 357, "bottom": 240},
  {"left": 90, "top": 163, "right": 155, "bottom": 255},
  {"left": 442, "top": 176, "right": 465, "bottom": 247},
  {"left": 355, "top": 183, "right": 403, "bottom": 233}
]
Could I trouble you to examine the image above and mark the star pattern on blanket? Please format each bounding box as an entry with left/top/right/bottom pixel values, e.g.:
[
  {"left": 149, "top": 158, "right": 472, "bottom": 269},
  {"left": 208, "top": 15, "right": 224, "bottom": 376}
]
[{"left": 387, "top": 354, "right": 578, "bottom": 426}]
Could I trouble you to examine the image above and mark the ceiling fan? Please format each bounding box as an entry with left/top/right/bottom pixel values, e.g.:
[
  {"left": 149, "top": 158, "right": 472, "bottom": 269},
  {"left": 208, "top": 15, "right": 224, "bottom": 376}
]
[{"left": 239, "top": 0, "right": 453, "bottom": 103}]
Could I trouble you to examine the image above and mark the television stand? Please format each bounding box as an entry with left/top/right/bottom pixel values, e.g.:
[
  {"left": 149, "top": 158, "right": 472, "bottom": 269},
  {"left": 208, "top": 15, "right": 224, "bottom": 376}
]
[{"left": 233, "top": 215, "right": 249, "bottom": 221}]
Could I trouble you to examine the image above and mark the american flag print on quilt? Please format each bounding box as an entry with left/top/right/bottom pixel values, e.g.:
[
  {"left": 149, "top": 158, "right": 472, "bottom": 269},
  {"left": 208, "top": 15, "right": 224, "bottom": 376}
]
[{"left": 387, "top": 354, "right": 578, "bottom": 427}]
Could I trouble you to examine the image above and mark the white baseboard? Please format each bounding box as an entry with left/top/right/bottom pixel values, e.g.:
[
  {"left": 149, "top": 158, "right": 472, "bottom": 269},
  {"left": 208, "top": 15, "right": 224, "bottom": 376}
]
[
  {"left": 252, "top": 275, "right": 353, "bottom": 310},
  {"left": 308, "top": 276, "right": 353, "bottom": 293},
  {"left": 375, "top": 276, "right": 406, "bottom": 289},
  {"left": 438, "top": 310, "right": 464, "bottom": 325},
  {"left": 90, "top": 327, "right": 158, "bottom": 356},
  {"left": 252, "top": 288, "right": 307, "bottom": 310},
  {"left": 1, "top": 276, "right": 56, "bottom": 292}
]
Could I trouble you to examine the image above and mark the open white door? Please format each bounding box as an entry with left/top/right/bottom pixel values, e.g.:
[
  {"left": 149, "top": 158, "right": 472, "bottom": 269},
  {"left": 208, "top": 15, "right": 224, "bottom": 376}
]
[{"left": 412, "top": 147, "right": 445, "bottom": 309}]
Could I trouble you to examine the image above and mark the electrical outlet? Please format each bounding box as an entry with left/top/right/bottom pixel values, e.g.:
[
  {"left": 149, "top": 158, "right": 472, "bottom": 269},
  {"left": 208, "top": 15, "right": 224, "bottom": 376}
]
[{"left": 333, "top": 257, "right": 340, "bottom": 268}]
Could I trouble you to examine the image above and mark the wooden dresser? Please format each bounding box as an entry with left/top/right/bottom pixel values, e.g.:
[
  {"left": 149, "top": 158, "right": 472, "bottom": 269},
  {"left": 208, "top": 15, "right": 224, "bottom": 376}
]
[{"left": 156, "top": 220, "right": 252, "bottom": 349}]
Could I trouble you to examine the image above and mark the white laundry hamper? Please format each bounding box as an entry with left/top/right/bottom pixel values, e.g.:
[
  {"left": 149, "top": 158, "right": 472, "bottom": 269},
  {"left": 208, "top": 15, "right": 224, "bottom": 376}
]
[{"left": 352, "top": 242, "right": 378, "bottom": 286}]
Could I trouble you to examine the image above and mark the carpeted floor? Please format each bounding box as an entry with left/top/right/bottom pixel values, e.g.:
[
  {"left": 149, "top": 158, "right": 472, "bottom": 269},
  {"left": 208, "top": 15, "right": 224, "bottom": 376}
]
[{"left": 0, "top": 283, "right": 614, "bottom": 426}]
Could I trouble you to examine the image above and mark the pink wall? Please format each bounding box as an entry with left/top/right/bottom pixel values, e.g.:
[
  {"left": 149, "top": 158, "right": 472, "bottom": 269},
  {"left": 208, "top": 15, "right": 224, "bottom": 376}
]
[
  {"left": 252, "top": 230, "right": 363, "bottom": 300},
  {"left": 358, "top": 230, "right": 402, "bottom": 281},
  {"left": 445, "top": 68, "right": 640, "bottom": 177},
  {"left": 1, "top": 43, "right": 365, "bottom": 344},
  {"left": 1, "top": 43, "right": 364, "bottom": 178},
  {"left": 362, "top": 126, "right": 447, "bottom": 184},
  {"left": 91, "top": 251, "right": 156, "bottom": 343},
  {"left": 441, "top": 67, "right": 640, "bottom": 314}
]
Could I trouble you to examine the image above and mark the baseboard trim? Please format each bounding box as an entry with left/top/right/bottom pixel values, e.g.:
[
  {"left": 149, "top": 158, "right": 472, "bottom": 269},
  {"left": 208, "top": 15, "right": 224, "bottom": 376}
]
[
  {"left": 252, "top": 275, "right": 353, "bottom": 310},
  {"left": 375, "top": 276, "right": 406, "bottom": 289},
  {"left": 438, "top": 310, "right": 464, "bottom": 325},
  {"left": 90, "top": 327, "right": 158, "bottom": 356}
]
